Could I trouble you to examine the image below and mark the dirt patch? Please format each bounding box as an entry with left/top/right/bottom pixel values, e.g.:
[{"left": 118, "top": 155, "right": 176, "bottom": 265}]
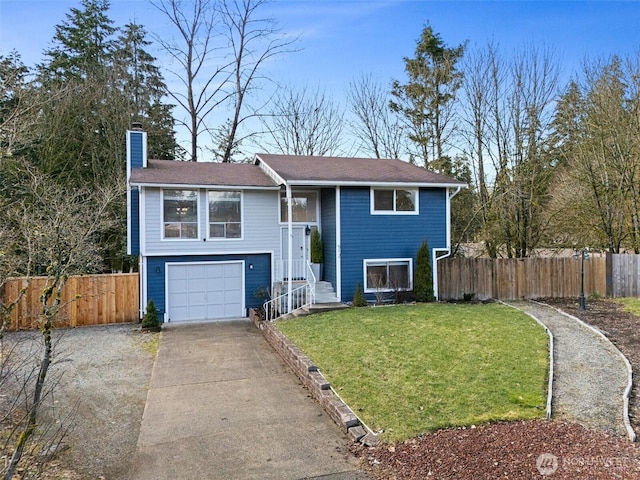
[{"left": 356, "top": 298, "right": 640, "bottom": 479}]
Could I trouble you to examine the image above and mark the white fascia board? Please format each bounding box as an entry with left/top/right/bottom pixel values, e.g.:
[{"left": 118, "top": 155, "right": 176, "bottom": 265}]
[
  {"left": 129, "top": 181, "right": 280, "bottom": 191},
  {"left": 255, "top": 155, "right": 287, "bottom": 186},
  {"left": 143, "top": 249, "right": 275, "bottom": 257},
  {"left": 285, "top": 180, "right": 467, "bottom": 189}
]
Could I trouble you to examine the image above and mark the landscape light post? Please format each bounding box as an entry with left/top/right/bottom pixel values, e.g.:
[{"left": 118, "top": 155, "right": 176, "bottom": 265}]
[{"left": 574, "top": 249, "right": 588, "bottom": 311}]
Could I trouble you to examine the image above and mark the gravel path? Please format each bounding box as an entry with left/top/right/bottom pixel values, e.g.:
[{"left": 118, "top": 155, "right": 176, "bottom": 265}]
[{"left": 506, "top": 301, "right": 632, "bottom": 438}]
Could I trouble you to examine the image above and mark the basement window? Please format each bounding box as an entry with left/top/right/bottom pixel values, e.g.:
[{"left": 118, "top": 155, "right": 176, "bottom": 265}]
[{"left": 364, "top": 259, "right": 413, "bottom": 292}]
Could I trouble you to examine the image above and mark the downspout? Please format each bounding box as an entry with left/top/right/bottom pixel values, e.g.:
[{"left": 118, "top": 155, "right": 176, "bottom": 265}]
[
  {"left": 286, "top": 183, "right": 293, "bottom": 313},
  {"left": 433, "top": 186, "right": 462, "bottom": 300},
  {"left": 335, "top": 186, "right": 342, "bottom": 301}
]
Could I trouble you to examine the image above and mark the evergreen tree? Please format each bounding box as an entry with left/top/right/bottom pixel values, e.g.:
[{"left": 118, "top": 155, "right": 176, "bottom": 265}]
[
  {"left": 414, "top": 241, "right": 435, "bottom": 302},
  {"left": 114, "top": 22, "right": 180, "bottom": 160},
  {"left": 40, "top": 0, "right": 116, "bottom": 83},
  {"left": 0, "top": 51, "right": 34, "bottom": 158},
  {"left": 352, "top": 283, "right": 367, "bottom": 307},
  {"left": 141, "top": 299, "right": 161, "bottom": 332},
  {"left": 31, "top": 0, "right": 178, "bottom": 270},
  {"left": 390, "top": 25, "right": 466, "bottom": 172}
]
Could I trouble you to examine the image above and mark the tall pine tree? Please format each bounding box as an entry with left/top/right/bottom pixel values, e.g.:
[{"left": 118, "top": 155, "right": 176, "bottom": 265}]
[
  {"left": 114, "top": 22, "right": 180, "bottom": 160},
  {"left": 390, "top": 25, "right": 466, "bottom": 173}
]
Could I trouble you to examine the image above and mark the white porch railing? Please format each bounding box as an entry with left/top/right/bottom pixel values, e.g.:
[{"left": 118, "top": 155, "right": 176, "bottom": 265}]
[
  {"left": 264, "top": 261, "right": 317, "bottom": 322},
  {"left": 275, "top": 259, "right": 308, "bottom": 282},
  {"left": 305, "top": 260, "right": 317, "bottom": 303},
  {"left": 264, "top": 282, "right": 312, "bottom": 322}
]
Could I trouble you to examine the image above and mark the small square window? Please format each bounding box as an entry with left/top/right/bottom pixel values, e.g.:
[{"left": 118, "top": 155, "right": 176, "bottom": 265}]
[
  {"left": 281, "top": 192, "right": 317, "bottom": 222},
  {"left": 372, "top": 188, "right": 418, "bottom": 214}
]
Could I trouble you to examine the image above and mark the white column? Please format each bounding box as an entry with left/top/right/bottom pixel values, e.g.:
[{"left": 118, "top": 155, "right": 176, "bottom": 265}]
[{"left": 286, "top": 184, "right": 293, "bottom": 312}]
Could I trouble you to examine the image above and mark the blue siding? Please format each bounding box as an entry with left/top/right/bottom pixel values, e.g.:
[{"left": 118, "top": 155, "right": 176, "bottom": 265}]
[
  {"left": 146, "top": 253, "right": 271, "bottom": 321},
  {"left": 320, "top": 188, "right": 337, "bottom": 286},
  {"left": 339, "top": 187, "right": 447, "bottom": 302},
  {"left": 127, "top": 130, "right": 144, "bottom": 255},
  {"left": 129, "top": 131, "right": 144, "bottom": 168},
  {"left": 129, "top": 187, "right": 140, "bottom": 255}
]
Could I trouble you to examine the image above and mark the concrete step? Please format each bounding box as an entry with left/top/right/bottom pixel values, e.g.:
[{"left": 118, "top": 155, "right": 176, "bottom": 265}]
[
  {"left": 314, "top": 281, "right": 336, "bottom": 294},
  {"left": 315, "top": 295, "right": 340, "bottom": 304}
]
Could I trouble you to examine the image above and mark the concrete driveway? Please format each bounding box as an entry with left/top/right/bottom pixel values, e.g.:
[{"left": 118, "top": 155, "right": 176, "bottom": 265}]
[{"left": 130, "top": 320, "right": 371, "bottom": 480}]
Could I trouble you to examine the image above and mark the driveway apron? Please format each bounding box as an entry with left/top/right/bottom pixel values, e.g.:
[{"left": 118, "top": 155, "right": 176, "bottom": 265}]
[{"left": 130, "top": 320, "right": 369, "bottom": 480}]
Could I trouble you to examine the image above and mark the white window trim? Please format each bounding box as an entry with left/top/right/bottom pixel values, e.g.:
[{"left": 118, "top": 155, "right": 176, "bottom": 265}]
[
  {"left": 370, "top": 187, "right": 419, "bottom": 215},
  {"left": 161, "top": 188, "right": 200, "bottom": 241},
  {"left": 363, "top": 258, "right": 413, "bottom": 293},
  {"left": 279, "top": 190, "right": 319, "bottom": 224},
  {"left": 206, "top": 189, "right": 244, "bottom": 241}
]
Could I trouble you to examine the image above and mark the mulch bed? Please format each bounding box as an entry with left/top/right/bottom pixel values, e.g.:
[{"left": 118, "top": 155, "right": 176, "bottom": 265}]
[{"left": 355, "top": 298, "right": 640, "bottom": 479}]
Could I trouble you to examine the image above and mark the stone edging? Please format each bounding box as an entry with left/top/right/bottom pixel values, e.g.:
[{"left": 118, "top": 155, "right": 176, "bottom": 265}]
[{"left": 250, "top": 313, "right": 379, "bottom": 446}]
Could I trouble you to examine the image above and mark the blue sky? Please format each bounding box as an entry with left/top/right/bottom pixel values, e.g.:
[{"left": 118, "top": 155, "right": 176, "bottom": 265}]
[
  {"left": 1, "top": 0, "right": 640, "bottom": 155},
  {"left": 3, "top": 0, "right": 639, "bottom": 87}
]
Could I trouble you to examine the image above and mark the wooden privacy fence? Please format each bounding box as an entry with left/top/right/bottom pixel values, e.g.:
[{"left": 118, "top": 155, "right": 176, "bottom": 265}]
[
  {"left": 437, "top": 256, "right": 609, "bottom": 301},
  {"left": 608, "top": 254, "right": 640, "bottom": 297},
  {"left": 3, "top": 273, "right": 139, "bottom": 330}
]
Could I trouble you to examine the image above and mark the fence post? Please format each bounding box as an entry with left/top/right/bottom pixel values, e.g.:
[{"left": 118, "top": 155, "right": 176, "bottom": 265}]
[{"left": 605, "top": 252, "right": 613, "bottom": 298}]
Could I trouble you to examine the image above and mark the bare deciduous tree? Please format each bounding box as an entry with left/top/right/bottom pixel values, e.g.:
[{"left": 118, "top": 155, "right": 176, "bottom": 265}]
[
  {"left": 153, "top": 0, "right": 234, "bottom": 162},
  {"left": 154, "top": 0, "right": 297, "bottom": 162},
  {"left": 347, "top": 73, "right": 405, "bottom": 159},
  {"left": 215, "top": 0, "right": 298, "bottom": 162},
  {"left": 460, "top": 44, "right": 559, "bottom": 257},
  {"left": 1, "top": 162, "right": 122, "bottom": 478},
  {"left": 259, "top": 84, "right": 345, "bottom": 156},
  {"left": 549, "top": 54, "right": 640, "bottom": 253}
]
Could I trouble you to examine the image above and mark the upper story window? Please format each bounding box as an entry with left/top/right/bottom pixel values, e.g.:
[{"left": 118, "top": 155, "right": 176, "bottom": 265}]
[
  {"left": 371, "top": 188, "right": 418, "bottom": 214},
  {"left": 209, "top": 190, "right": 242, "bottom": 239},
  {"left": 280, "top": 191, "right": 317, "bottom": 223},
  {"left": 163, "top": 189, "right": 198, "bottom": 239}
]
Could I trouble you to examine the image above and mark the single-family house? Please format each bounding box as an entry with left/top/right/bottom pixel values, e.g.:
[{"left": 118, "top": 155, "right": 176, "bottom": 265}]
[{"left": 127, "top": 126, "right": 465, "bottom": 323}]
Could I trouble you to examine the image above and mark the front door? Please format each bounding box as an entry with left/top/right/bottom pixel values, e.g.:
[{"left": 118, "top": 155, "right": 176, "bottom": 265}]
[{"left": 281, "top": 227, "right": 307, "bottom": 279}]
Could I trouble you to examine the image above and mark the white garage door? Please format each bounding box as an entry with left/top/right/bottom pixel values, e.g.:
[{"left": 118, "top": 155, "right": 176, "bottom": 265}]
[{"left": 167, "top": 262, "right": 244, "bottom": 322}]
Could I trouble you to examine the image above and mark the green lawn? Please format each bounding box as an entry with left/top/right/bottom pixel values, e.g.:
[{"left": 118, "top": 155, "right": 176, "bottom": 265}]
[
  {"left": 615, "top": 297, "right": 640, "bottom": 316},
  {"left": 277, "top": 303, "right": 549, "bottom": 442}
]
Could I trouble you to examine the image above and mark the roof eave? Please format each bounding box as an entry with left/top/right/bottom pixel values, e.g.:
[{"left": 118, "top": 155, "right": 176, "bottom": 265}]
[
  {"left": 283, "top": 180, "right": 467, "bottom": 188},
  {"left": 129, "top": 181, "right": 281, "bottom": 190}
]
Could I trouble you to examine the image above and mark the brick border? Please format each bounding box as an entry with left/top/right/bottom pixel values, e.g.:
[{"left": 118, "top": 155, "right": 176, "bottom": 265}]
[{"left": 250, "top": 311, "right": 379, "bottom": 446}]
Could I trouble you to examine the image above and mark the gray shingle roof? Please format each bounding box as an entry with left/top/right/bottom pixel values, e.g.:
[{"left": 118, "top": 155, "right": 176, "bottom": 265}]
[
  {"left": 130, "top": 159, "right": 277, "bottom": 188},
  {"left": 255, "top": 154, "right": 465, "bottom": 186},
  {"left": 129, "top": 155, "right": 465, "bottom": 188}
]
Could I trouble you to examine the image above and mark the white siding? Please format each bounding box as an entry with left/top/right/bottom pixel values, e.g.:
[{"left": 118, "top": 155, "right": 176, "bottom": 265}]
[{"left": 142, "top": 188, "right": 281, "bottom": 257}]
